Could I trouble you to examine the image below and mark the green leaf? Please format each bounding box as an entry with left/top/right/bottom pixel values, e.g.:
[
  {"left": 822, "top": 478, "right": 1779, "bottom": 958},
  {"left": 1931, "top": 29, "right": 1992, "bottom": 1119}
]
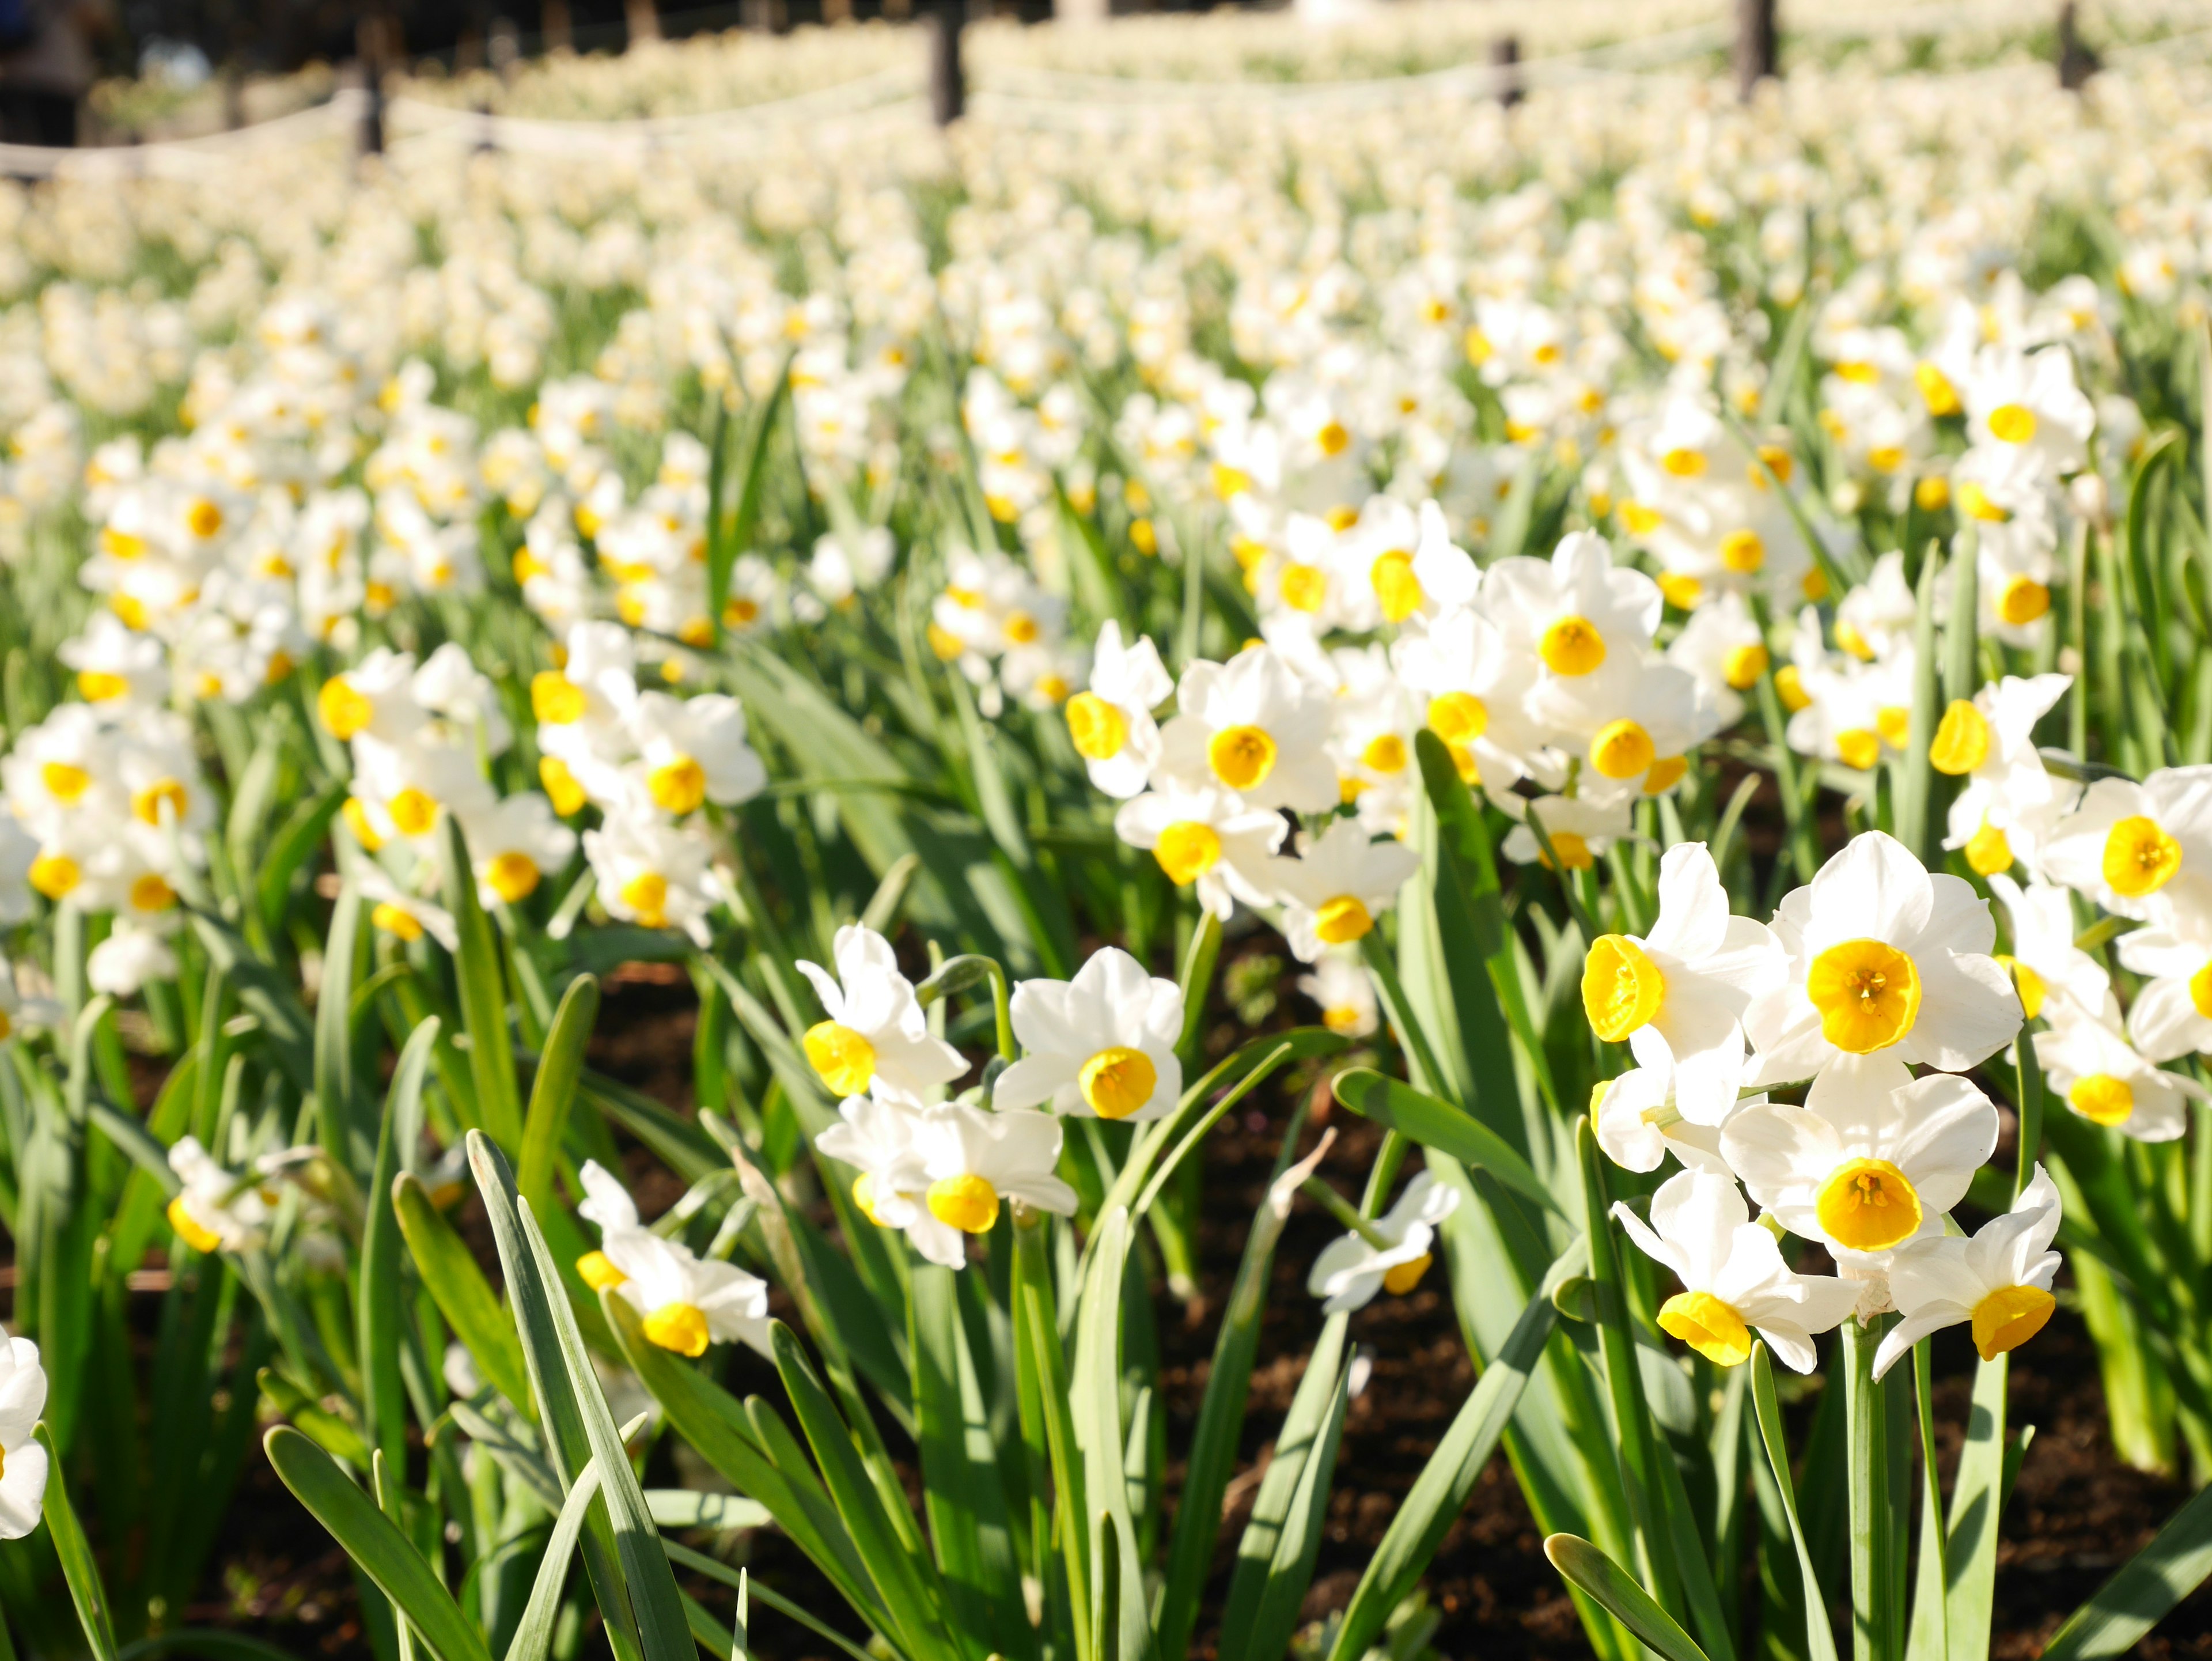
[
  {"left": 1328, "top": 1239, "right": 1585, "bottom": 1661},
  {"left": 258, "top": 779, "right": 346, "bottom": 932},
  {"left": 1331, "top": 1068, "right": 1563, "bottom": 1217},
  {"left": 643, "top": 1492, "right": 772, "bottom": 1531},
  {"left": 393, "top": 1174, "right": 532, "bottom": 1412},
  {"left": 1071, "top": 1209, "right": 1150, "bottom": 1661},
  {"left": 2041, "top": 1478, "right": 2212, "bottom": 1660},
  {"left": 1749, "top": 1345, "right": 1842, "bottom": 1661},
  {"left": 442, "top": 818, "right": 525, "bottom": 1152},
  {"left": 1012, "top": 1217, "right": 1089, "bottom": 1660},
  {"left": 313, "top": 882, "right": 370, "bottom": 1174},
  {"left": 361, "top": 1020, "right": 438, "bottom": 1476},
  {"left": 1944, "top": 1356, "right": 2010, "bottom": 1661},
  {"left": 1544, "top": 1535, "right": 1711, "bottom": 1661},
  {"left": 39, "top": 1421, "right": 119, "bottom": 1661},
  {"left": 264, "top": 1426, "right": 494, "bottom": 1661},
  {"left": 502, "top": 1451, "right": 607, "bottom": 1661},
  {"left": 520, "top": 974, "right": 599, "bottom": 1219}
]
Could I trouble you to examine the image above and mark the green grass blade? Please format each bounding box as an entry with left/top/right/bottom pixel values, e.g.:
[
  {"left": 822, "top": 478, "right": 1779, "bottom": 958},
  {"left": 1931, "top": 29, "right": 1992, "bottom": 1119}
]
[
  {"left": 361, "top": 1019, "right": 438, "bottom": 1476},
  {"left": 500, "top": 1453, "right": 606, "bottom": 1661},
  {"left": 1330, "top": 1068, "right": 1563, "bottom": 1217},
  {"left": 393, "top": 1173, "right": 532, "bottom": 1413},
  {"left": 263, "top": 1427, "right": 493, "bottom": 1661},
  {"left": 313, "top": 881, "right": 369, "bottom": 1175},
  {"left": 37, "top": 1422, "right": 119, "bottom": 1661},
  {"left": 1944, "top": 1356, "right": 2009, "bottom": 1661},
  {"left": 1071, "top": 1208, "right": 1149, "bottom": 1661},
  {"left": 520, "top": 974, "right": 599, "bottom": 1218},
  {"left": 1750, "top": 1344, "right": 1842, "bottom": 1661},
  {"left": 257, "top": 779, "right": 346, "bottom": 933},
  {"left": 1012, "top": 1216, "right": 1089, "bottom": 1661},
  {"left": 1544, "top": 1535, "right": 1711, "bottom": 1661},
  {"left": 441, "top": 818, "right": 525, "bottom": 1153},
  {"left": 2040, "top": 1478, "right": 2212, "bottom": 1659}
]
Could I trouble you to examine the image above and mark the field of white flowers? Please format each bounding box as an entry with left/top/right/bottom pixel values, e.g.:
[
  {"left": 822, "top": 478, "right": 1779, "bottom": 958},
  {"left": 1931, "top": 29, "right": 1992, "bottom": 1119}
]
[{"left": 3, "top": 7, "right": 2212, "bottom": 1660}]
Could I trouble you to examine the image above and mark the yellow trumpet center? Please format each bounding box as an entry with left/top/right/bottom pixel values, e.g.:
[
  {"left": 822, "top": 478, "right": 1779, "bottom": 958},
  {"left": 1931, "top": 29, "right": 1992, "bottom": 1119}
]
[
  {"left": 1836, "top": 728, "right": 1881, "bottom": 772},
  {"left": 166, "top": 1195, "right": 224, "bottom": 1255},
  {"left": 1426, "top": 691, "right": 1488, "bottom": 746},
  {"left": 1278, "top": 562, "right": 1329, "bottom": 614},
  {"left": 1361, "top": 734, "right": 1407, "bottom": 775},
  {"left": 1316, "top": 420, "right": 1351, "bottom": 457},
  {"left": 648, "top": 756, "right": 707, "bottom": 815},
  {"left": 576, "top": 1250, "right": 628, "bottom": 1291},
  {"left": 1658, "top": 1290, "right": 1752, "bottom": 1367},
  {"left": 1643, "top": 756, "right": 1690, "bottom": 796},
  {"left": 852, "top": 1174, "right": 887, "bottom": 1226},
  {"left": 2103, "top": 816, "right": 2181, "bottom": 898},
  {"left": 186, "top": 497, "right": 225, "bottom": 538},
  {"left": 928, "top": 1174, "right": 1001, "bottom": 1235},
  {"left": 1807, "top": 939, "right": 1922, "bottom": 1053},
  {"left": 1916, "top": 362, "right": 1961, "bottom": 415},
  {"left": 642, "top": 1301, "right": 711, "bottom": 1357},
  {"left": 804, "top": 1020, "right": 877, "bottom": 1098},
  {"left": 1965, "top": 819, "right": 2014, "bottom": 877},
  {"left": 1381, "top": 1253, "right": 1433, "bottom": 1296},
  {"left": 1590, "top": 720, "right": 1656, "bottom": 781},
  {"left": 1987, "top": 403, "right": 2037, "bottom": 444},
  {"left": 1541, "top": 831, "right": 1593, "bottom": 872},
  {"left": 1722, "top": 644, "right": 1770, "bottom": 690},
  {"left": 29, "top": 853, "right": 81, "bottom": 899},
  {"left": 1719, "top": 529, "right": 1766, "bottom": 574},
  {"left": 388, "top": 788, "right": 439, "bottom": 838},
  {"left": 1371, "top": 550, "right": 1423, "bottom": 623},
  {"left": 77, "top": 670, "right": 130, "bottom": 702},
  {"left": 2190, "top": 960, "right": 2212, "bottom": 1020},
  {"left": 43, "top": 761, "right": 92, "bottom": 804},
  {"left": 1929, "top": 701, "right": 1991, "bottom": 775},
  {"left": 132, "top": 777, "right": 190, "bottom": 826},
  {"left": 319, "top": 677, "right": 373, "bottom": 739},
  {"left": 1660, "top": 447, "right": 1707, "bottom": 478},
  {"left": 1209, "top": 724, "right": 1278, "bottom": 792},
  {"left": 1004, "top": 610, "right": 1040, "bottom": 645},
  {"left": 487, "top": 852, "right": 541, "bottom": 903},
  {"left": 1539, "top": 615, "right": 1607, "bottom": 676},
  {"left": 1655, "top": 570, "right": 1701, "bottom": 608},
  {"left": 1969, "top": 1284, "right": 2055, "bottom": 1361},
  {"left": 1066, "top": 691, "right": 1129, "bottom": 760},
  {"left": 1315, "top": 895, "right": 1374, "bottom": 945},
  {"left": 531, "top": 671, "right": 589, "bottom": 725},
  {"left": 1815, "top": 1157, "right": 1923, "bottom": 1252},
  {"left": 1775, "top": 664, "right": 1811, "bottom": 713},
  {"left": 130, "top": 873, "right": 177, "bottom": 913},
  {"left": 540, "top": 756, "right": 586, "bottom": 816},
  {"left": 2067, "top": 1073, "right": 2134, "bottom": 1127},
  {"left": 1154, "top": 821, "right": 1222, "bottom": 887},
  {"left": 1583, "top": 934, "right": 1666, "bottom": 1043},
  {"left": 1080, "top": 1046, "right": 1158, "bottom": 1121},
  {"left": 371, "top": 902, "right": 425, "bottom": 942},
  {"left": 1997, "top": 575, "right": 2050, "bottom": 626},
  {"left": 620, "top": 871, "right": 669, "bottom": 929},
  {"left": 1995, "top": 955, "right": 2047, "bottom": 1021}
]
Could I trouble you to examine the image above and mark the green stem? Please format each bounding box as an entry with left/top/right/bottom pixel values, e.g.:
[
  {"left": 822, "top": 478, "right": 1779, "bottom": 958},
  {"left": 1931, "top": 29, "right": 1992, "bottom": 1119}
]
[
  {"left": 1300, "top": 1178, "right": 1394, "bottom": 1250},
  {"left": 1843, "top": 1316, "right": 1900, "bottom": 1661}
]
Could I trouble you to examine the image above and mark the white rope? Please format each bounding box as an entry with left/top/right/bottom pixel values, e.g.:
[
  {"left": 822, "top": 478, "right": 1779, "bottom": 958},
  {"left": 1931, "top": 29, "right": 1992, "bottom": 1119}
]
[{"left": 0, "top": 89, "right": 365, "bottom": 179}]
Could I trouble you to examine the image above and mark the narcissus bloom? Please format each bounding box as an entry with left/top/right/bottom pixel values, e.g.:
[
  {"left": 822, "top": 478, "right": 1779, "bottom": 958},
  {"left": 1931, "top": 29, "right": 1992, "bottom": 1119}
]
[
  {"left": 166, "top": 1134, "right": 273, "bottom": 1255},
  {"left": 796, "top": 924, "right": 967, "bottom": 1103},
  {"left": 0, "top": 1338, "right": 48, "bottom": 1539},
  {"left": 2034, "top": 998, "right": 2203, "bottom": 1141},
  {"left": 1157, "top": 644, "right": 1339, "bottom": 812},
  {"left": 1113, "top": 781, "right": 1285, "bottom": 920},
  {"left": 1872, "top": 1166, "right": 2063, "bottom": 1378},
  {"left": 1307, "top": 1171, "right": 1460, "bottom": 1314},
  {"left": 1592, "top": 1067, "right": 1738, "bottom": 1174},
  {"left": 1934, "top": 674, "right": 2070, "bottom": 876},
  {"left": 1987, "top": 873, "right": 2108, "bottom": 1023},
  {"left": 1614, "top": 1168, "right": 1858, "bottom": 1372},
  {"left": 2116, "top": 896, "right": 2212, "bottom": 1062},
  {"left": 1581, "top": 842, "right": 1778, "bottom": 1123},
  {"left": 996, "top": 947, "right": 1184, "bottom": 1123},
  {"left": 1265, "top": 818, "right": 1421, "bottom": 963},
  {"left": 1481, "top": 529, "right": 1662, "bottom": 683},
  {"left": 1744, "top": 831, "right": 2019, "bottom": 1085},
  {"left": 1297, "top": 951, "right": 1377, "bottom": 1038},
  {"left": 1721, "top": 1054, "right": 1998, "bottom": 1255},
  {"left": 2041, "top": 770, "right": 2212, "bottom": 921},
  {"left": 814, "top": 1092, "right": 961, "bottom": 1263},
  {"left": 1066, "top": 620, "right": 1173, "bottom": 799},
  {"left": 917, "top": 1103, "right": 1078, "bottom": 1254},
  {"left": 601, "top": 1228, "right": 771, "bottom": 1359}
]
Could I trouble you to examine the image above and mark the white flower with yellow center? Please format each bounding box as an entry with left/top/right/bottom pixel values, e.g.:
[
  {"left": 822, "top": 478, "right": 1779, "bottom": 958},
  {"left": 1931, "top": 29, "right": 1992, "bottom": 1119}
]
[
  {"left": 0, "top": 705, "right": 121, "bottom": 841},
  {"left": 1963, "top": 509, "right": 2061, "bottom": 650},
  {"left": 794, "top": 924, "right": 968, "bottom": 1104},
  {"left": 815, "top": 1092, "right": 957, "bottom": 1263},
  {"left": 581, "top": 809, "right": 722, "bottom": 947},
  {"left": 915, "top": 1102, "right": 1078, "bottom": 1260},
  {"left": 2033, "top": 997, "right": 2202, "bottom": 1142},
  {"left": 1264, "top": 818, "right": 1422, "bottom": 964},
  {"left": 533, "top": 622, "right": 639, "bottom": 773},
  {"left": 1721, "top": 1053, "right": 1998, "bottom": 1257},
  {"left": 1498, "top": 793, "right": 1633, "bottom": 873},
  {"left": 166, "top": 1134, "right": 273, "bottom": 1255},
  {"left": 1297, "top": 951, "right": 1377, "bottom": 1039},
  {"left": 0, "top": 1338, "right": 50, "bottom": 1539},
  {"left": 2041, "top": 770, "right": 2212, "bottom": 922},
  {"left": 357, "top": 871, "right": 460, "bottom": 952},
  {"left": 57, "top": 612, "right": 165, "bottom": 709},
  {"left": 1986, "top": 873, "right": 2108, "bottom": 1026},
  {"left": 602, "top": 1227, "right": 771, "bottom": 1359},
  {"left": 995, "top": 947, "right": 1184, "bottom": 1123},
  {"left": 1065, "top": 620, "right": 1173, "bottom": 800},
  {"left": 1307, "top": 1171, "right": 1459, "bottom": 1314},
  {"left": 571, "top": 1159, "right": 646, "bottom": 1293},
  {"left": 88, "top": 922, "right": 180, "bottom": 997},
  {"left": 620, "top": 691, "right": 767, "bottom": 818},
  {"left": 1254, "top": 513, "right": 1354, "bottom": 631},
  {"left": 1532, "top": 656, "right": 1713, "bottom": 800},
  {"left": 1480, "top": 529, "right": 1662, "bottom": 685},
  {"left": 1665, "top": 590, "right": 1770, "bottom": 729},
  {"left": 1934, "top": 674, "right": 2070, "bottom": 877},
  {"left": 1959, "top": 342, "right": 2095, "bottom": 480},
  {"left": 412, "top": 642, "right": 514, "bottom": 756},
  {"left": 1581, "top": 843, "right": 1779, "bottom": 1123},
  {"left": 1830, "top": 551, "right": 1917, "bottom": 664},
  {"left": 1870, "top": 1167, "right": 2063, "bottom": 1379},
  {"left": 1614, "top": 1167, "right": 1859, "bottom": 1373},
  {"left": 1744, "top": 831, "right": 2020, "bottom": 1085},
  {"left": 351, "top": 736, "right": 498, "bottom": 852},
  {"left": 1112, "top": 781, "right": 1285, "bottom": 921},
  {"left": 1389, "top": 603, "right": 1543, "bottom": 789},
  {"left": 459, "top": 793, "right": 577, "bottom": 909},
  {"left": 316, "top": 648, "right": 427, "bottom": 748},
  {"left": 2116, "top": 892, "right": 2212, "bottom": 1062},
  {"left": 1592, "top": 1068, "right": 1738, "bottom": 1175},
  {"left": 1156, "top": 645, "right": 1339, "bottom": 814}
]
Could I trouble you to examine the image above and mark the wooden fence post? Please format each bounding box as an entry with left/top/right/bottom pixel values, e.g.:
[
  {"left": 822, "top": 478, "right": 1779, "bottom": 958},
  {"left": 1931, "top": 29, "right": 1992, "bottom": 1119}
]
[
  {"left": 931, "top": 0, "right": 964, "bottom": 126},
  {"left": 1735, "top": 0, "right": 1776, "bottom": 100},
  {"left": 2057, "top": 1, "right": 2100, "bottom": 89},
  {"left": 357, "top": 13, "right": 387, "bottom": 157},
  {"left": 1491, "top": 35, "right": 1521, "bottom": 108}
]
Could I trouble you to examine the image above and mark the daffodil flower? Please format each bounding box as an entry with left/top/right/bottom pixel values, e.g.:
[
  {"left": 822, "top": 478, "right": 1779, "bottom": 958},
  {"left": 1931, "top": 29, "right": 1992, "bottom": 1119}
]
[
  {"left": 1482, "top": 529, "right": 1662, "bottom": 683},
  {"left": 1264, "top": 818, "right": 1422, "bottom": 964},
  {"left": 1591, "top": 1067, "right": 1738, "bottom": 1175},
  {"left": 1306, "top": 1171, "right": 1459, "bottom": 1314},
  {"left": 1156, "top": 644, "right": 1339, "bottom": 814},
  {"left": 166, "top": 1134, "right": 273, "bottom": 1255},
  {"left": 1986, "top": 872, "right": 2108, "bottom": 1024},
  {"left": 995, "top": 947, "right": 1184, "bottom": 1123},
  {"left": 1933, "top": 674, "right": 2070, "bottom": 876},
  {"left": 1871, "top": 1166, "right": 2063, "bottom": 1379},
  {"left": 1297, "top": 950, "right": 1377, "bottom": 1038},
  {"left": 2116, "top": 898, "right": 2212, "bottom": 1062},
  {"left": 1065, "top": 620, "right": 1173, "bottom": 800},
  {"left": 2034, "top": 997, "right": 2203, "bottom": 1141},
  {"left": 916, "top": 1103, "right": 1078, "bottom": 1259},
  {"left": 1112, "top": 781, "right": 1285, "bottom": 920},
  {"left": 2042, "top": 770, "right": 2212, "bottom": 921},
  {"left": 0, "top": 1338, "right": 50, "bottom": 1539},
  {"left": 1614, "top": 1167, "right": 1859, "bottom": 1372},
  {"left": 795, "top": 924, "right": 967, "bottom": 1103}
]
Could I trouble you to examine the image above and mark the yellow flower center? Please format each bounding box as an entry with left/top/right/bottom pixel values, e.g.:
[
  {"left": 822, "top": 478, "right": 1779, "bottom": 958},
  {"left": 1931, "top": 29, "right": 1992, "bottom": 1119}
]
[
  {"left": 852, "top": 1174, "right": 887, "bottom": 1225},
  {"left": 1583, "top": 934, "right": 1666, "bottom": 1043},
  {"left": 1775, "top": 664, "right": 1812, "bottom": 712},
  {"left": 1657, "top": 1290, "right": 1752, "bottom": 1367},
  {"left": 620, "top": 871, "right": 669, "bottom": 929},
  {"left": 1381, "top": 1253, "right": 1434, "bottom": 1296},
  {"left": 1080, "top": 1046, "right": 1158, "bottom": 1121},
  {"left": 372, "top": 902, "right": 425, "bottom": 941},
  {"left": 927, "top": 622, "right": 967, "bottom": 662},
  {"left": 1807, "top": 939, "right": 1922, "bottom": 1053},
  {"left": 576, "top": 1250, "right": 628, "bottom": 1290},
  {"left": 1066, "top": 692, "right": 1129, "bottom": 761},
  {"left": 1997, "top": 575, "right": 2051, "bottom": 626},
  {"left": 1539, "top": 616, "right": 1607, "bottom": 676},
  {"left": 1915, "top": 476, "right": 1953, "bottom": 512},
  {"left": 388, "top": 789, "right": 439, "bottom": 838},
  {"left": 1541, "top": 831, "right": 1593, "bottom": 872},
  {"left": 648, "top": 756, "right": 707, "bottom": 815},
  {"left": 1916, "top": 362, "right": 1961, "bottom": 415},
  {"left": 1278, "top": 562, "right": 1329, "bottom": 614},
  {"left": 532, "top": 671, "right": 588, "bottom": 725},
  {"left": 724, "top": 596, "right": 760, "bottom": 627},
  {"left": 132, "top": 777, "right": 190, "bottom": 826},
  {"left": 1958, "top": 481, "right": 2010, "bottom": 523},
  {"left": 1661, "top": 447, "right": 1707, "bottom": 478},
  {"left": 186, "top": 497, "right": 225, "bottom": 538},
  {"left": 166, "top": 1195, "right": 224, "bottom": 1255},
  {"left": 487, "top": 853, "right": 541, "bottom": 903},
  {"left": 130, "top": 873, "right": 177, "bottom": 913},
  {"left": 1154, "top": 821, "right": 1222, "bottom": 887},
  {"left": 1361, "top": 734, "right": 1407, "bottom": 775},
  {"left": 1969, "top": 1284, "right": 2055, "bottom": 1362},
  {"left": 1835, "top": 619, "right": 1874, "bottom": 661},
  {"left": 928, "top": 1174, "right": 1001, "bottom": 1235},
  {"left": 642, "top": 1300, "right": 711, "bottom": 1357},
  {"left": 2103, "top": 816, "right": 2181, "bottom": 898},
  {"left": 540, "top": 756, "right": 586, "bottom": 816},
  {"left": 1464, "top": 327, "right": 1494, "bottom": 364},
  {"left": 1994, "top": 954, "right": 2046, "bottom": 1020},
  {"left": 78, "top": 670, "right": 128, "bottom": 702},
  {"left": 1987, "top": 403, "right": 2037, "bottom": 444},
  {"left": 2191, "top": 960, "right": 2212, "bottom": 1020},
  {"left": 2067, "top": 1073, "right": 2134, "bottom": 1127},
  {"left": 1323, "top": 1004, "right": 1365, "bottom": 1035},
  {"left": 319, "top": 677, "right": 373, "bottom": 739},
  {"left": 41, "top": 761, "right": 91, "bottom": 803},
  {"left": 1966, "top": 819, "right": 2014, "bottom": 877},
  {"left": 1370, "top": 551, "right": 1423, "bottom": 622},
  {"left": 1876, "top": 706, "right": 1911, "bottom": 748},
  {"left": 1643, "top": 755, "right": 1690, "bottom": 795},
  {"left": 1930, "top": 701, "right": 1991, "bottom": 775},
  {"left": 1209, "top": 724, "right": 1278, "bottom": 792},
  {"left": 1315, "top": 895, "right": 1374, "bottom": 945},
  {"left": 1656, "top": 571, "right": 1702, "bottom": 609},
  {"left": 1815, "top": 1157, "right": 1923, "bottom": 1251},
  {"left": 1426, "top": 691, "right": 1488, "bottom": 746},
  {"left": 1719, "top": 529, "right": 1766, "bottom": 574},
  {"left": 1316, "top": 420, "right": 1351, "bottom": 457},
  {"left": 1836, "top": 728, "right": 1881, "bottom": 771},
  {"left": 804, "top": 1020, "right": 876, "bottom": 1098},
  {"left": 29, "top": 853, "right": 80, "bottom": 899},
  {"left": 1004, "top": 610, "right": 1040, "bottom": 645},
  {"left": 1722, "top": 644, "right": 1769, "bottom": 690},
  {"left": 1590, "top": 719, "right": 1656, "bottom": 781},
  {"left": 1867, "top": 446, "right": 1906, "bottom": 475}
]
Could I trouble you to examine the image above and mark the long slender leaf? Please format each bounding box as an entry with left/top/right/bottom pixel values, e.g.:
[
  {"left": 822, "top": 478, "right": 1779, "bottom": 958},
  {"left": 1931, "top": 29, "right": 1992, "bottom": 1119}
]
[
  {"left": 39, "top": 1422, "right": 118, "bottom": 1661},
  {"left": 1544, "top": 1535, "right": 1711, "bottom": 1661},
  {"left": 2041, "top": 1478, "right": 2212, "bottom": 1660},
  {"left": 393, "top": 1174, "right": 532, "bottom": 1413},
  {"left": 1330, "top": 1068, "right": 1563, "bottom": 1216},
  {"left": 442, "top": 819, "right": 524, "bottom": 1153},
  {"left": 520, "top": 974, "right": 599, "bottom": 1219},
  {"left": 361, "top": 1020, "right": 438, "bottom": 1479},
  {"left": 502, "top": 1454, "right": 607, "bottom": 1661},
  {"left": 1750, "top": 1345, "right": 1842, "bottom": 1661}
]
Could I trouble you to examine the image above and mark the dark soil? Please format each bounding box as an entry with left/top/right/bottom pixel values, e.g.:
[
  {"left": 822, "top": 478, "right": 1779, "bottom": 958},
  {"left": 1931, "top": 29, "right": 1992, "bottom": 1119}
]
[{"left": 94, "top": 963, "right": 2212, "bottom": 1661}]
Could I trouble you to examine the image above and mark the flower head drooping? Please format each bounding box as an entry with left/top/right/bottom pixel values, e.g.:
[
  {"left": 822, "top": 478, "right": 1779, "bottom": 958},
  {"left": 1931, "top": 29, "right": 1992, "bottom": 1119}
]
[
  {"left": 795, "top": 924, "right": 968, "bottom": 1103},
  {"left": 1872, "top": 1166, "right": 2064, "bottom": 1378},
  {"left": 1307, "top": 1171, "right": 1460, "bottom": 1314},
  {"left": 1263, "top": 818, "right": 1422, "bottom": 964},
  {"left": 166, "top": 1134, "right": 273, "bottom": 1255},
  {"left": 995, "top": 947, "right": 1184, "bottom": 1123}
]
